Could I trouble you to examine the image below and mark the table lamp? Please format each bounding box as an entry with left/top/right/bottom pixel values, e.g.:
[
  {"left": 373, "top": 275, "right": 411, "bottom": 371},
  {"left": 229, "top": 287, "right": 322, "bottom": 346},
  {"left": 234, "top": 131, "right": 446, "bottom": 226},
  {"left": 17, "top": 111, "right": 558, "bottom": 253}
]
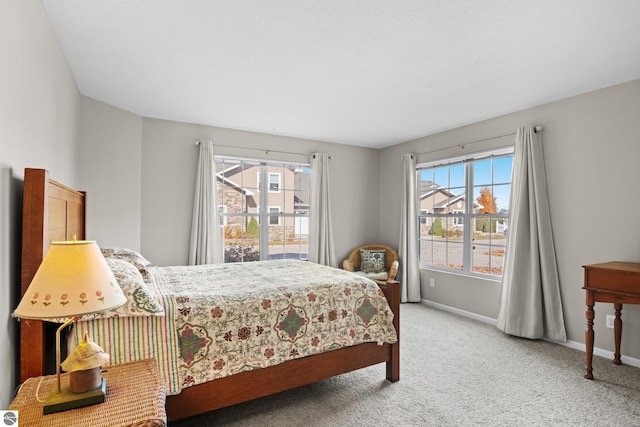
[{"left": 13, "top": 239, "right": 126, "bottom": 414}]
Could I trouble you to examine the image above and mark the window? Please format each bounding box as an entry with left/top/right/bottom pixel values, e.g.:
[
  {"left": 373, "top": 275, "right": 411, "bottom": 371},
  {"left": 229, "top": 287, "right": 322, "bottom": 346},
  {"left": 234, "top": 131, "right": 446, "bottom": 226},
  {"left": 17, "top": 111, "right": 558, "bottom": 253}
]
[
  {"left": 268, "top": 206, "right": 280, "bottom": 225},
  {"left": 452, "top": 209, "right": 463, "bottom": 225},
  {"left": 419, "top": 209, "right": 429, "bottom": 225},
  {"left": 269, "top": 173, "right": 281, "bottom": 192},
  {"left": 417, "top": 149, "right": 513, "bottom": 278},
  {"left": 257, "top": 172, "right": 281, "bottom": 192},
  {"left": 216, "top": 157, "right": 310, "bottom": 263},
  {"left": 218, "top": 205, "right": 227, "bottom": 226}
]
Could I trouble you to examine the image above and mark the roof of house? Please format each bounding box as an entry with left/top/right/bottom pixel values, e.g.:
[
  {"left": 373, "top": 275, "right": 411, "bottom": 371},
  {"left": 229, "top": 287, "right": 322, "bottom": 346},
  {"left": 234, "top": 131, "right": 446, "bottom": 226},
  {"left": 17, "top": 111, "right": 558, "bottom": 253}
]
[{"left": 420, "top": 180, "right": 481, "bottom": 210}]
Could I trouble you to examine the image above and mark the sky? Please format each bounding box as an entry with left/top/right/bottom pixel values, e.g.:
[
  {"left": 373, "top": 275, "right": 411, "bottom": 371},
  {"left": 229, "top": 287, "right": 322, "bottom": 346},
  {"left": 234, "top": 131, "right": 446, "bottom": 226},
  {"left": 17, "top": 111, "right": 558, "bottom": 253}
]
[{"left": 420, "top": 155, "right": 513, "bottom": 212}]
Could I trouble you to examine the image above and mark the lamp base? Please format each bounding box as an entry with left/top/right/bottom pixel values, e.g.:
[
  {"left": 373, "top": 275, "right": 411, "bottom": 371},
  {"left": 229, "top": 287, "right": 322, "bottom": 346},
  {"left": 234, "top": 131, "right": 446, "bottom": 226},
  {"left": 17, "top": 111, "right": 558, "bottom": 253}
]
[{"left": 43, "top": 378, "right": 107, "bottom": 414}]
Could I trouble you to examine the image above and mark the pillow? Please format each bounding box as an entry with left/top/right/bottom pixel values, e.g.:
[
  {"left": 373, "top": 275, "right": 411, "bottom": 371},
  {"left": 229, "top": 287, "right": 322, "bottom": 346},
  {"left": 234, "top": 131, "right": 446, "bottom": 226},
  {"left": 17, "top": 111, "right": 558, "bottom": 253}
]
[
  {"left": 101, "top": 247, "right": 152, "bottom": 271},
  {"left": 102, "top": 258, "right": 164, "bottom": 317},
  {"left": 48, "top": 257, "right": 164, "bottom": 323},
  {"left": 360, "top": 249, "right": 386, "bottom": 273}
]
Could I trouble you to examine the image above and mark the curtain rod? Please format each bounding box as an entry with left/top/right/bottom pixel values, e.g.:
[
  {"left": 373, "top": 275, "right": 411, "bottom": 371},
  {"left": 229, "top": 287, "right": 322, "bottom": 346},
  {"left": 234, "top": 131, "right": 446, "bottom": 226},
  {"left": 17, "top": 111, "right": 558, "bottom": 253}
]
[
  {"left": 415, "top": 125, "right": 542, "bottom": 157},
  {"left": 195, "top": 141, "right": 331, "bottom": 159}
]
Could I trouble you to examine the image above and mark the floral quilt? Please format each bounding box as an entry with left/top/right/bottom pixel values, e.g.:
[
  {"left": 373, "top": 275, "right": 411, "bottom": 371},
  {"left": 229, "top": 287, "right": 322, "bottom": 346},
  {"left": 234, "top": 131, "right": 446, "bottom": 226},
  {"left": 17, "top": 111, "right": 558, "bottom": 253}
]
[{"left": 150, "top": 259, "right": 398, "bottom": 391}]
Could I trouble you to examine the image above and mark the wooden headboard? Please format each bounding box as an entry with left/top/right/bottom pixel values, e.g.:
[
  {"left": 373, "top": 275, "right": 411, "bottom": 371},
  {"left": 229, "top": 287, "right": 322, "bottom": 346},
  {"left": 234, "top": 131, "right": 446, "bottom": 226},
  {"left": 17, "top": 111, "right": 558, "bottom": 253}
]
[{"left": 20, "top": 168, "right": 86, "bottom": 382}]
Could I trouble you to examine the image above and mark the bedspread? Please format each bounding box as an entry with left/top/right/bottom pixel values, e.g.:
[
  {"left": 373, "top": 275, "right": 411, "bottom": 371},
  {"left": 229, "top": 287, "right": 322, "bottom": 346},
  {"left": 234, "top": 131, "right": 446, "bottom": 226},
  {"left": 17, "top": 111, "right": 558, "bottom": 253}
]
[
  {"left": 74, "top": 260, "right": 397, "bottom": 396},
  {"left": 157, "top": 260, "right": 397, "bottom": 391}
]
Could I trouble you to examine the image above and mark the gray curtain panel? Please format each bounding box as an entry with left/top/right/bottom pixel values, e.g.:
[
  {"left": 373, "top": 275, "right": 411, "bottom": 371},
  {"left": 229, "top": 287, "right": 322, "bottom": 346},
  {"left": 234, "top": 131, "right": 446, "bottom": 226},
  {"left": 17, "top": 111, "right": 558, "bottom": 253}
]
[
  {"left": 189, "top": 140, "right": 224, "bottom": 265},
  {"left": 496, "top": 126, "right": 566, "bottom": 341},
  {"left": 309, "top": 153, "right": 337, "bottom": 267},
  {"left": 399, "top": 154, "right": 421, "bottom": 302}
]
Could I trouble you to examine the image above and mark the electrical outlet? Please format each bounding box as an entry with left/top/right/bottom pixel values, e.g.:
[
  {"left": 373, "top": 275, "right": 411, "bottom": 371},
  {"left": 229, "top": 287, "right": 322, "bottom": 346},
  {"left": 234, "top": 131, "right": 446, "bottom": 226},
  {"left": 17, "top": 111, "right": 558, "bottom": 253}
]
[
  {"left": 606, "top": 315, "right": 615, "bottom": 328},
  {"left": 429, "top": 278, "right": 435, "bottom": 288}
]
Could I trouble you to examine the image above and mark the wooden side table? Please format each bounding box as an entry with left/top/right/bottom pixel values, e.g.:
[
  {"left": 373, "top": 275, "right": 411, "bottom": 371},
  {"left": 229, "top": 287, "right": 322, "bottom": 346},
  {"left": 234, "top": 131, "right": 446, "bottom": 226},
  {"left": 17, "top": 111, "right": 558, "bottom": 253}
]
[
  {"left": 583, "top": 262, "right": 640, "bottom": 380},
  {"left": 10, "top": 359, "right": 166, "bottom": 427}
]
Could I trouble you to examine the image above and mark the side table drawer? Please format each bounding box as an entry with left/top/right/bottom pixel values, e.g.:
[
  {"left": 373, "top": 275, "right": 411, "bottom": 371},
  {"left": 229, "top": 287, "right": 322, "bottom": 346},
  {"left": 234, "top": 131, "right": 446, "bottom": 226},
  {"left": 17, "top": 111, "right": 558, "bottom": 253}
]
[{"left": 584, "top": 262, "right": 640, "bottom": 294}]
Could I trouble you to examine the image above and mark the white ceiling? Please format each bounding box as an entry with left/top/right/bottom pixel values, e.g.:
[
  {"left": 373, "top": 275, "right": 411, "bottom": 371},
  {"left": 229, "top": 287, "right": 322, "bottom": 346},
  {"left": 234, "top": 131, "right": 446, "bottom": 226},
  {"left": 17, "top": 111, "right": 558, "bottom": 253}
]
[{"left": 41, "top": 0, "right": 640, "bottom": 148}]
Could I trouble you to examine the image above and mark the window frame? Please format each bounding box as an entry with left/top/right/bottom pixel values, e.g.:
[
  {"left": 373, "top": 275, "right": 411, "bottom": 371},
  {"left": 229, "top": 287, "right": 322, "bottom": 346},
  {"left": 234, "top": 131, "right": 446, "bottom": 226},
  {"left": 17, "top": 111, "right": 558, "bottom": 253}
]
[
  {"left": 417, "top": 147, "right": 513, "bottom": 279},
  {"left": 217, "top": 156, "right": 310, "bottom": 263}
]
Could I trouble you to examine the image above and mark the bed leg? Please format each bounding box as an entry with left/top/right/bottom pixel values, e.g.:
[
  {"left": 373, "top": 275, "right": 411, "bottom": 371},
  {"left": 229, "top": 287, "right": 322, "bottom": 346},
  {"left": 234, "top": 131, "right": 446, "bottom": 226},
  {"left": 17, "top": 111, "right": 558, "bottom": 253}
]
[
  {"left": 386, "top": 342, "right": 399, "bottom": 382},
  {"left": 381, "top": 280, "right": 400, "bottom": 382}
]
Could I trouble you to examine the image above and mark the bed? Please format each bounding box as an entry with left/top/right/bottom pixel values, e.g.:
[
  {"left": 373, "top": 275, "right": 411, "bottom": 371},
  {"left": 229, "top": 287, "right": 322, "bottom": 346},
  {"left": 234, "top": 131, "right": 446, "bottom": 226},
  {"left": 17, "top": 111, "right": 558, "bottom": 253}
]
[{"left": 18, "top": 167, "right": 400, "bottom": 421}]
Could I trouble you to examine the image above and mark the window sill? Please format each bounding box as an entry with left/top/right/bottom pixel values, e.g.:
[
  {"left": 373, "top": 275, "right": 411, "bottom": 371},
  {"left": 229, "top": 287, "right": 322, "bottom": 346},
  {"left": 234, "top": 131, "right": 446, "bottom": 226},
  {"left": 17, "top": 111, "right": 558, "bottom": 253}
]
[{"left": 419, "top": 265, "right": 502, "bottom": 283}]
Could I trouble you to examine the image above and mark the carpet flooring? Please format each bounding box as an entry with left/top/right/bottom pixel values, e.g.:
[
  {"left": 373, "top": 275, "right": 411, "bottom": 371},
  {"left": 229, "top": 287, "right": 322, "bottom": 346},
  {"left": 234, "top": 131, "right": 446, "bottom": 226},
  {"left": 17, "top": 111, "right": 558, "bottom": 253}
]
[{"left": 170, "top": 302, "right": 640, "bottom": 426}]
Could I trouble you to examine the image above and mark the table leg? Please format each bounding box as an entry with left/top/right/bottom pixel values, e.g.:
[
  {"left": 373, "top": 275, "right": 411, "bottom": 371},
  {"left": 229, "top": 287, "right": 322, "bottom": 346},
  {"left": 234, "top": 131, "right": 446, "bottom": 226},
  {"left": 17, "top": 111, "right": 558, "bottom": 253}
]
[
  {"left": 585, "top": 292, "right": 595, "bottom": 380},
  {"left": 613, "top": 303, "right": 623, "bottom": 365}
]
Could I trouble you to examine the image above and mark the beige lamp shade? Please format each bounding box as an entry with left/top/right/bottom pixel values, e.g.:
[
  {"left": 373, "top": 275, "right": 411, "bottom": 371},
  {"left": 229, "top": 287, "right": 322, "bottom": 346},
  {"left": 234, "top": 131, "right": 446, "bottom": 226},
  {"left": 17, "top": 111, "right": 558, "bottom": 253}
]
[{"left": 14, "top": 240, "right": 126, "bottom": 320}]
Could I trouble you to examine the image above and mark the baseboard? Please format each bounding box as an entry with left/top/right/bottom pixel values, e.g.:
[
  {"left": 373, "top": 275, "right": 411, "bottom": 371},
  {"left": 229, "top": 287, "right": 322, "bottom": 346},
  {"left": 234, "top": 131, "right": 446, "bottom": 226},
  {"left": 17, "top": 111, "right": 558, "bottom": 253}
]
[
  {"left": 554, "top": 338, "right": 640, "bottom": 368},
  {"left": 420, "top": 299, "right": 497, "bottom": 326},
  {"left": 419, "top": 299, "right": 640, "bottom": 369}
]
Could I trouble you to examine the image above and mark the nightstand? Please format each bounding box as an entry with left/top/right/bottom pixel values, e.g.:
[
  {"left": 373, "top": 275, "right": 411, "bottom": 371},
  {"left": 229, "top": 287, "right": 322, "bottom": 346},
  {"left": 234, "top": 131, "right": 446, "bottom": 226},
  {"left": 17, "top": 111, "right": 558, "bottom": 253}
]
[
  {"left": 583, "top": 262, "right": 640, "bottom": 380},
  {"left": 9, "top": 359, "right": 166, "bottom": 427}
]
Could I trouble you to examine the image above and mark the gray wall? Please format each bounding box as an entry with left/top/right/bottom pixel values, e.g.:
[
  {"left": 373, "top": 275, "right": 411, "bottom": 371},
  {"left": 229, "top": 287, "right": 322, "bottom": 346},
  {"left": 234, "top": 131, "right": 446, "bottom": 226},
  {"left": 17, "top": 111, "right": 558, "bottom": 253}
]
[
  {"left": 79, "top": 96, "right": 143, "bottom": 250},
  {"left": 139, "top": 118, "right": 380, "bottom": 266},
  {"left": 380, "top": 79, "right": 640, "bottom": 360},
  {"left": 73, "top": 107, "right": 381, "bottom": 267},
  {"left": 0, "top": 0, "right": 81, "bottom": 408}
]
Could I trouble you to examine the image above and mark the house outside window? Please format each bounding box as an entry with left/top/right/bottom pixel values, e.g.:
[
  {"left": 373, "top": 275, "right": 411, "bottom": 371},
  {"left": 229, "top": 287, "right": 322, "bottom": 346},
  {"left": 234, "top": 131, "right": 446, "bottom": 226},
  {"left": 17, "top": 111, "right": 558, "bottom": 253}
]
[
  {"left": 216, "top": 157, "right": 310, "bottom": 263},
  {"left": 418, "top": 149, "right": 513, "bottom": 278}
]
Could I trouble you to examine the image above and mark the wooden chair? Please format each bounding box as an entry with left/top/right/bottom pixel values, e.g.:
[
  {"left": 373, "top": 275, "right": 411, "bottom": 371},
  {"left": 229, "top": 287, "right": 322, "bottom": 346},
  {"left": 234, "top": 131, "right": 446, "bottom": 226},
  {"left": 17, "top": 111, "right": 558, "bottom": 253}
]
[{"left": 342, "top": 244, "right": 399, "bottom": 285}]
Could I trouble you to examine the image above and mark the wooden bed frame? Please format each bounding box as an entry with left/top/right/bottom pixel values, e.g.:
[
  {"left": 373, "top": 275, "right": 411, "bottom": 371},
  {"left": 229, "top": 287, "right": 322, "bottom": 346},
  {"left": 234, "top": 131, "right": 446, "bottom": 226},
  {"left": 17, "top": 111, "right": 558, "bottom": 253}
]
[{"left": 19, "top": 167, "right": 400, "bottom": 421}]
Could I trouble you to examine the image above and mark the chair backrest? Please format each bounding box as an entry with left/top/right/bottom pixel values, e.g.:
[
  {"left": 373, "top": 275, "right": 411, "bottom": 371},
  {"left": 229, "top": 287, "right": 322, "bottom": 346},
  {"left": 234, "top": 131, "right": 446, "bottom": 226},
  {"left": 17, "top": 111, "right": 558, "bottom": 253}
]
[{"left": 347, "top": 244, "right": 398, "bottom": 270}]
